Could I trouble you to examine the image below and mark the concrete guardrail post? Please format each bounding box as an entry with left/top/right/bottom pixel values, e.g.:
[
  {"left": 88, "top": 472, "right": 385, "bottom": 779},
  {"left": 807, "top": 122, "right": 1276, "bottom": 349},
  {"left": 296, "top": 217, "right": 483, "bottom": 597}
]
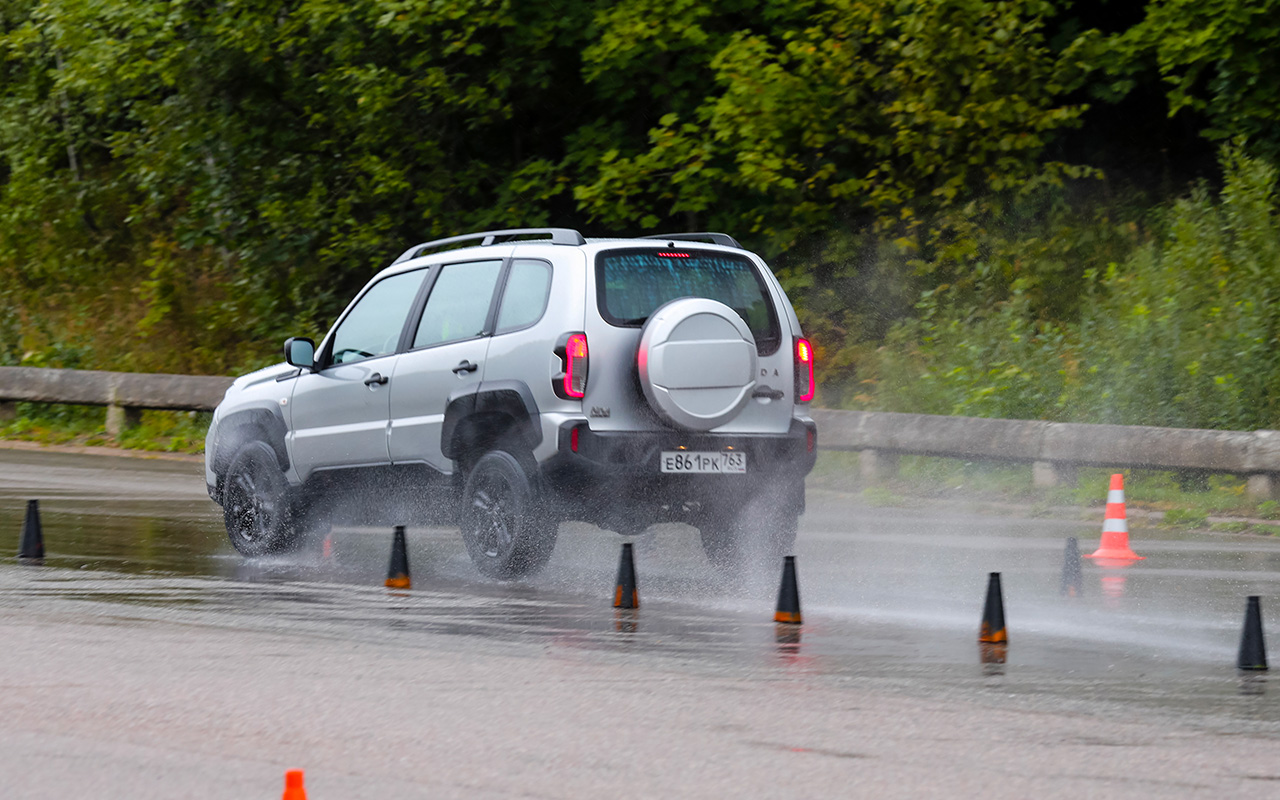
[
  {"left": 0, "top": 400, "right": 15, "bottom": 423},
  {"left": 859, "top": 449, "right": 899, "bottom": 483},
  {"left": 1033, "top": 461, "right": 1078, "bottom": 489},
  {"left": 1246, "top": 474, "right": 1277, "bottom": 500},
  {"left": 104, "top": 382, "right": 141, "bottom": 438},
  {"left": 105, "top": 403, "right": 141, "bottom": 438},
  {"left": 1243, "top": 430, "right": 1280, "bottom": 500}
]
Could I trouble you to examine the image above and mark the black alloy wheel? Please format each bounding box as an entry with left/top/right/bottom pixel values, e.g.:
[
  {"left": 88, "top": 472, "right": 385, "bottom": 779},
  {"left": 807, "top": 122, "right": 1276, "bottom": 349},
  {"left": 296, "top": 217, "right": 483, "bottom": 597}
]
[
  {"left": 460, "top": 450, "right": 557, "bottom": 580},
  {"left": 222, "top": 441, "right": 300, "bottom": 556}
]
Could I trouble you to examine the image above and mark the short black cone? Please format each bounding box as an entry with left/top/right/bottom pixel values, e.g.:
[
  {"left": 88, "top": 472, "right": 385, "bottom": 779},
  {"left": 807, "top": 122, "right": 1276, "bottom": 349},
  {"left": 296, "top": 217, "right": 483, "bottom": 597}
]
[
  {"left": 385, "top": 526, "right": 410, "bottom": 589},
  {"left": 775, "top": 556, "right": 802, "bottom": 624},
  {"left": 1060, "top": 537, "right": 1083, "bottom": 597},
  {"left": 18, "top": 499, "right": 44, "bottom": 560},
  {"left": 1237, "top": 595, "right": 1268, "bottom": 671},
  {"left": 979, "top": 572, "right": 1007, "bottom": 644},
  {"left": 613, "top": 543, "right": 638, "bottom": 609}
]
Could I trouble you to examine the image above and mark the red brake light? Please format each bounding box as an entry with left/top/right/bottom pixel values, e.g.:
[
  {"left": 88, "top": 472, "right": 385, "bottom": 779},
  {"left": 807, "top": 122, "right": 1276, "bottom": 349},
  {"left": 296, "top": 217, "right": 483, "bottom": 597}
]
[
  {"left": 795, "top": 337, "right": 815, "bottom": 402},
  {"left": 564, "top": 333, "right": 588, "bottom": 398},
  {"left": 656, "top": 252, "right": 691, "bottom": 257}
]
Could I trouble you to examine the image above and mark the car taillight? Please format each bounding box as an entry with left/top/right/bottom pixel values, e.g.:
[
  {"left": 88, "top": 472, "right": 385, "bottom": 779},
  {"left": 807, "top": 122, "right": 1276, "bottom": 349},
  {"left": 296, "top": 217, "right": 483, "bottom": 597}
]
[
  {"left": 570, "top": 426, "right": 581, "bottom": 453},
  {"left": 564, "top": 333, "right": 588, "bottom": 398},
  {"left": 795, "top": 337, "right": 815, "bottom": 402}
]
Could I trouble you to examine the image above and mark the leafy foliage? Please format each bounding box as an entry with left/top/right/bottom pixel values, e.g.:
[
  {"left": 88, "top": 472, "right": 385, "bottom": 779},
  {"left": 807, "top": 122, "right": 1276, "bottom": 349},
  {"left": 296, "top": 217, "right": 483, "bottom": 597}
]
[
  {"left": 1111, "top": 0, "right": 1280, "bottom": 161},
  {"left": 875, "top": 146, "right": 1280, "bottom": 430},
  {"left": 1, "top": 0, "right": 1279, "bottom": 438}
]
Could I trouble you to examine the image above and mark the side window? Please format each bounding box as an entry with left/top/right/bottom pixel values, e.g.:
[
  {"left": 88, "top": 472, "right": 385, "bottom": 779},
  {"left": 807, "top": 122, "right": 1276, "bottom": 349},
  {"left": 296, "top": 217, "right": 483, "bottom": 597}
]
[
  {"left": 495, "top": 259, "right": 553, "bottom": 334},
  {"left": 413, "top": 260, "right": 503, "bottom": 348},
  {"left": 329, "top": 269, "right": 427, "bottom": 365}
]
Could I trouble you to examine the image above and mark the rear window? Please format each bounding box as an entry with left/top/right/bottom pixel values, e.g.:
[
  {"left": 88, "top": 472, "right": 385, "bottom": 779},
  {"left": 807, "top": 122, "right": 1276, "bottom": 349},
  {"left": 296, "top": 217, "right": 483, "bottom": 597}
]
[{"left": 595, "top": 248, "right": 781, "bottom": 354}]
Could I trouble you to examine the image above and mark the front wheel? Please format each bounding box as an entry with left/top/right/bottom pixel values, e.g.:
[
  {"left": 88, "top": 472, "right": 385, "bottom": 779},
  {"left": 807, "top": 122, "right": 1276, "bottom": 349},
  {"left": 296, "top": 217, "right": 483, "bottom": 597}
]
[
  {"left": 221, "top": 441, "right": 302, "bottom": 556},
  {"left": 460, "top": 450, "right": 558, "bottom": 580}
]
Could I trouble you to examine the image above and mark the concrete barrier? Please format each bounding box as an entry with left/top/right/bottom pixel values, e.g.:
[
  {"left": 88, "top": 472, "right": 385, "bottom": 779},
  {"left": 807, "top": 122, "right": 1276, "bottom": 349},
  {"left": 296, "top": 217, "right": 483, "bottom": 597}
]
[
  {"left": 1, "top": 367, "right": 1276, "bottom": 498},
  {"left": 810, "top": 408, "right": 1280, "bottom": 499},
  {"left": 0, "top": 367, "right": 233, "bottom": 437}
]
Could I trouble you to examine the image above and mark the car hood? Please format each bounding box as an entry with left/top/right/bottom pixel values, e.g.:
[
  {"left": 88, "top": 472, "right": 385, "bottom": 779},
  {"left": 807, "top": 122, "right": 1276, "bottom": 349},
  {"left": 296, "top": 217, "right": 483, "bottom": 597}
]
[{"left": 231, "top": 362, "right": 296, "bottom": 390}]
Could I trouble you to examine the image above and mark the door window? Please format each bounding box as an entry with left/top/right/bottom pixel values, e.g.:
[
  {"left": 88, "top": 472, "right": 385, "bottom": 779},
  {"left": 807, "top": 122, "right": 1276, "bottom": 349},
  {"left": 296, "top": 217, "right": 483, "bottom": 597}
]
[
  {"left": 413, "top": 260, "right": 503, "bottom": 348},
  {"left": 328, "top": 268, "right": 426, "bottom": 365},
  {"left": 495, "top": 259, "right": 553, "bottom": 334}
]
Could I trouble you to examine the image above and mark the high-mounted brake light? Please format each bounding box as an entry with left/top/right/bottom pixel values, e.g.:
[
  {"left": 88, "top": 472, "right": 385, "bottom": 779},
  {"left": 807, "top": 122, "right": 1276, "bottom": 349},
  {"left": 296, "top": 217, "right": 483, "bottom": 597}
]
[
  {"left": 564, "top": 333, "right": 589, "bottom": 398},
  {"left": 656, "top": 252, "right": 691, "bottom": 258},
  {"left": 795, "top": 337, "right": 815, "bottom": 402}
]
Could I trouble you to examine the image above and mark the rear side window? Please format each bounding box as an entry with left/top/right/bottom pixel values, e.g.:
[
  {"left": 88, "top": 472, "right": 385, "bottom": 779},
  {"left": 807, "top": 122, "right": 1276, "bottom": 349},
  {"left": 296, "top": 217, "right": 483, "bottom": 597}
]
[
  {"left": 596, "top": 248, "right": 780, "bottom": 354},
  {"left": 495, "top": 259, "right": 553, "bottom": 334}
]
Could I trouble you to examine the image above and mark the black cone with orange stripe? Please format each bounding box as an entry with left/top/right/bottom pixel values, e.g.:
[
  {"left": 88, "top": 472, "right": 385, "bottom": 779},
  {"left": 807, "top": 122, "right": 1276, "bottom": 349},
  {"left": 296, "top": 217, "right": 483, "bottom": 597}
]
[
  {"left": 385, "top": 525, "right": 411, "bottom": 589},
  {"left": 613, "top": 543, "right": 638, "bottom": 609},
  {"left": 979, "top": 572, "right": 1007, "bottom": 644},
  {"left": 775, "top": 556, "right": 802, "bottom": 624},
  {"left": 18, "top": 499, "right": 43, "bottom": 561}
]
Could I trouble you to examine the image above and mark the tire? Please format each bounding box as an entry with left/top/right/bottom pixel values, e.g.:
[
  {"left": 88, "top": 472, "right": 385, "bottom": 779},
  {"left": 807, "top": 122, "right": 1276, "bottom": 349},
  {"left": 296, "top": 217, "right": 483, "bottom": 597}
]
[
  {"left": 460, "top": 450, "right": 558, "bottom": 580},
  {"left": 221, "top": 440, "right": 302, "bottom": 556},
  {"left": 699, "top": 496, "right": 798, "bottom": 570}
]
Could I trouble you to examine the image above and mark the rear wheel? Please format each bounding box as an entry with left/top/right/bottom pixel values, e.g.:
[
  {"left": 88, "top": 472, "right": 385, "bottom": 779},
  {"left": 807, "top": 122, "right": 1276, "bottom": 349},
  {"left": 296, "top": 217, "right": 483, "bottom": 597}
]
[
  {"left": 222, "top": 441, "right": 302, "bottom": 556},
  {"left": 460, "top": 450, "right": 558, "bottom": 580}
]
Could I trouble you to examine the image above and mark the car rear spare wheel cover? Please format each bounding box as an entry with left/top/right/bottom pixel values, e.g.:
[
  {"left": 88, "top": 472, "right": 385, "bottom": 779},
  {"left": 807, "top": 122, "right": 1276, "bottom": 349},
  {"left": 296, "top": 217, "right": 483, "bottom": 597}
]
[{"left": 638, "top": 297, "right": 758, "bottom": 431}]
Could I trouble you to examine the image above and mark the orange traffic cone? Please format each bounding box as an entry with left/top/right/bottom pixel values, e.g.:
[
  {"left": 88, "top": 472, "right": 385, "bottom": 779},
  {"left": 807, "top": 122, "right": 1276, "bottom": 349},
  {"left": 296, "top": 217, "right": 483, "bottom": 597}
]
[
  {"left": 1084, "top": 473, "right": 1144, "bottom": 564},
  {"left": 282, "top": 769, "right": 307, "bottom": 800}
]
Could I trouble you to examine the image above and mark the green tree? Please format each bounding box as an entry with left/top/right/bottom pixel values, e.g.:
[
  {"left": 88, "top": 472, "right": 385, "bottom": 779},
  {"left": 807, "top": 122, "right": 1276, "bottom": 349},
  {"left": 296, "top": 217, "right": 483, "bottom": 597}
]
[
  {"left": 1112, "top": 0, "right": 1280, "bottom": 161},
  {"left": 575, "top": 0, "right": 1100, "bottom": 249}
]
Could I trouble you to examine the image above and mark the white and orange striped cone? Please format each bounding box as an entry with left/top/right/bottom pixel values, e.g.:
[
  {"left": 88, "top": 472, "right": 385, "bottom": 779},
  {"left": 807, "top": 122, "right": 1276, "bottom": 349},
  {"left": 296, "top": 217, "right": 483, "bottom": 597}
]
[{"left": 1084, "top": 473, "right": 1144, "bottom": 565}]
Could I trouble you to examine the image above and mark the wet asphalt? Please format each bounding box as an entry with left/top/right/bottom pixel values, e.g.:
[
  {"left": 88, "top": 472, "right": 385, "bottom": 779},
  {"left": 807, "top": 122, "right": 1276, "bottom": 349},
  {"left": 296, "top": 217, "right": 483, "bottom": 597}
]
[{"left": 1, "top": 445, "right": 1279, "bottom": 798}]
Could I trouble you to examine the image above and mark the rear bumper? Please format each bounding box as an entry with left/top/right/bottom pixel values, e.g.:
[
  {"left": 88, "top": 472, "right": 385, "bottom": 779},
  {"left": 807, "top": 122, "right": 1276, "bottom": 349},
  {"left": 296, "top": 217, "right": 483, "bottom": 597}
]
[{"left": 541, "top": 418, "right": 817, "bottom": 527}]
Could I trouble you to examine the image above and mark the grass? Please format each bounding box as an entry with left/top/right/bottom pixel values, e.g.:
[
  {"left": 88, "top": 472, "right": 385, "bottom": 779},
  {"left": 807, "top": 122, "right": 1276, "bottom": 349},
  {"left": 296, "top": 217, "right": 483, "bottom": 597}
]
[
  {"left": 1162, "top": 508, "right": 1209, "bottom": 529},
  {"left": 809, "top": 450, "right": 1280, "bottom": 533},
  {"left": 0, "top": 402, "right": 209, "bottom": 455}
]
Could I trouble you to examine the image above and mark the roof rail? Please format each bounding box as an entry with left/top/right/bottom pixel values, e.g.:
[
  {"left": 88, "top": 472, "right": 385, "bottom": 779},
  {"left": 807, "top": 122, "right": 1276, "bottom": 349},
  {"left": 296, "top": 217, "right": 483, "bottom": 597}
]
[
  {"left": 394, "top": 227, "right": 586, "bottom": 263},
  {"left": 638, "top": 232, "right": 742, "bottom": 249}
]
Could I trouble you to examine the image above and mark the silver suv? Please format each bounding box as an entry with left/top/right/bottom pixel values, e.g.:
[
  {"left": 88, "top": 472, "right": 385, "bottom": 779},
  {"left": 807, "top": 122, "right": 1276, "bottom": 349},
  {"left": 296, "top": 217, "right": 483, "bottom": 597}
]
[{"left": 205, "top": 229, "right": 817, "bottom": 577}]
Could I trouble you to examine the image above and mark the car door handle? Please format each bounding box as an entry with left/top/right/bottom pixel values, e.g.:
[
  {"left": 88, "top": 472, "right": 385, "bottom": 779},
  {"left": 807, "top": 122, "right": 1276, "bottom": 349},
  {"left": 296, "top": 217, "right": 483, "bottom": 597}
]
[
  {"left": 452, "top": 360, "right": 479, "bottom": 374},
  {"left": 364, "top": 372, "right": 389, "bottom": 386}
]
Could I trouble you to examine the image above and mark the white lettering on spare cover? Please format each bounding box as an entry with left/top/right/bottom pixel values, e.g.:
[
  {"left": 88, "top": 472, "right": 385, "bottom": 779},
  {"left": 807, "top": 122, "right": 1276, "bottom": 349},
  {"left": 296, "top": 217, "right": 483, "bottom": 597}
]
[{"left": 652, "top": 339, "right": 754, "bottom": 389}]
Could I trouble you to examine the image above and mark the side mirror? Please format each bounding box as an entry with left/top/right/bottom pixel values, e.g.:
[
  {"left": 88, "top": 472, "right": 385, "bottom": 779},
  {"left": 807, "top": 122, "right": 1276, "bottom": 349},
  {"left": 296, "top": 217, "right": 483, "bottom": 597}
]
[{"left": 283, "top": 337, "right": 316, "bottom": 370}]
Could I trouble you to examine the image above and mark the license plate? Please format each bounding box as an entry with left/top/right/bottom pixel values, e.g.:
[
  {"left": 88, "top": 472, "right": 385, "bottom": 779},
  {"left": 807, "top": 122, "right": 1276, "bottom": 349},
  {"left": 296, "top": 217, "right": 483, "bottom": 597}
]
[{"left": 660, "top": 451, "right": 747, "bottom": 474}]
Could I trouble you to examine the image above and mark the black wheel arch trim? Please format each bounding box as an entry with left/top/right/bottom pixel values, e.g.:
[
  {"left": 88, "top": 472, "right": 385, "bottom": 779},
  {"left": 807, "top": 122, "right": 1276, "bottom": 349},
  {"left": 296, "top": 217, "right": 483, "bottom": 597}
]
[
  {"left": 442, "top": 379, "right": 542, "bottom": 460},
  {"left": 212, "top": 402, "right": 290, "bottom": 481}
]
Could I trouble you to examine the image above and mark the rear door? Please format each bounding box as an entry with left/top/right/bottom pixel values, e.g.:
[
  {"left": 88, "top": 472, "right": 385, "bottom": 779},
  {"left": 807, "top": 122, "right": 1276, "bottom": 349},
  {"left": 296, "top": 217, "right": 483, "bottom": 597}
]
[
  {"left": 585, "top": 246, "right": 794, "bottom": 434},
  {"left": 388, "top": 258, "right": 506, "bottom": 473}
]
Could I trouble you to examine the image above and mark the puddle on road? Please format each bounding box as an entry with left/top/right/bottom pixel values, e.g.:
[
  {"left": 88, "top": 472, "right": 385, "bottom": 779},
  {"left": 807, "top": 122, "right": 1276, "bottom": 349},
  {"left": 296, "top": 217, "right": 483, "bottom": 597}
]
[{"left": 2, "top": 492, "right": 1279, "bottom": 734}]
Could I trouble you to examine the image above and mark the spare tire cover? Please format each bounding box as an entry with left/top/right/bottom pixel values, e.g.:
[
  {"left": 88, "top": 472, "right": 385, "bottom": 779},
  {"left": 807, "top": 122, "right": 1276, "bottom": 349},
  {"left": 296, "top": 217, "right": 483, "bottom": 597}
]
[{"left": 638, "top": 297, "right": 758, "bottom": 431}]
